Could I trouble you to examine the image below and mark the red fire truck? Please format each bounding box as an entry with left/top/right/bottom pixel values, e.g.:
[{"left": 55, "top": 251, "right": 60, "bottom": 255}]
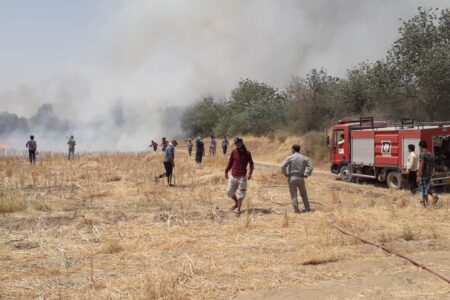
[{"left": 330, "top": 117, "right": 450, "bottom": 189}]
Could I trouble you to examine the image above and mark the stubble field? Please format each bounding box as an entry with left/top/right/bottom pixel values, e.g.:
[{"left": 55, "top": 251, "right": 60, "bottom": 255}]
[{"left": 1, "top": 137, "right": 449, "bottom": 299}]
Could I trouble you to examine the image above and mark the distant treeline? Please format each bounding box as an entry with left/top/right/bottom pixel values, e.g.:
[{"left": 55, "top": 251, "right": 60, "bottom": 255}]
[
  {"left": 181, "top": 8, "right": 450, "bottom": 137},
  {"left": 0, "top": 104, "right": 70, "bottom": 137}
]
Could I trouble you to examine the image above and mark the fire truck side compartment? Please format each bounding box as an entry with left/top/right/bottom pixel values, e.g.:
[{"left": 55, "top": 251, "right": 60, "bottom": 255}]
[{"left": 351, "top": 137, "right": 374, "bottom": 165}]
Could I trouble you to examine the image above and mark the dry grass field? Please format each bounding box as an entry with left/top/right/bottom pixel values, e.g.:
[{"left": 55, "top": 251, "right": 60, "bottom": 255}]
[{"left": 1, "top": 137, "right": 449, "bottom": 299}]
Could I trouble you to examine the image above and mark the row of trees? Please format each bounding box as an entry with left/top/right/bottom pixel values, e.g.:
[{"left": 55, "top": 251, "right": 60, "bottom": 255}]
[{"left": 181, "top": 8, "right": 450, "bottom": 137}]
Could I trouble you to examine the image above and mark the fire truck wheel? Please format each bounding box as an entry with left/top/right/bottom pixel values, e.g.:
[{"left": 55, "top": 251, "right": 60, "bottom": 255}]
[
  {"left": 339, "top": 166, "right": 352, "bottom": 182},
  {"left": 386, "top": 171, "right": 402, "bottom": 189}
]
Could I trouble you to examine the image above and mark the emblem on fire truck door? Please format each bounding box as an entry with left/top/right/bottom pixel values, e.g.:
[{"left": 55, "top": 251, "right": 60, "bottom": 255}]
[{"left": 381, "top": 141, "right": 392, "bottom": 156}]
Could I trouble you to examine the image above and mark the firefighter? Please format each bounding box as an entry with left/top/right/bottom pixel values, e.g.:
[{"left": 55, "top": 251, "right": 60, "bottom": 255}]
[
  {"left": 281, "top": 144, "right": 313, "bottom": 213},
  {"left": 67, "top": 135, "right": 76, "bottom": 160},
  {"left": 337, "top": 133, "right": 345, "bottom": 146},
  {"left": 25, "top": 135, "right": 37, "bottom": 164},
  {"left": 417, "top": 140, "right": 439, "bottom": 206},
  {"left": 225, "top": 138, "right": 254, "bottom": 217}
]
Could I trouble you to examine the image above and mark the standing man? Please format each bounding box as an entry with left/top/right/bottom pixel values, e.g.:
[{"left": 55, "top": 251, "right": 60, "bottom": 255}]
[
  {"left": 195, "top": 137, "right": 205, "bottom": 164},
  {"left": 281, "top": 144, "right": 313, "bottom": 213},
  {"left": 187, "top": 139, "right": 193, "bottom": 157},
  {"left": 67, "top": 135, "right": 76, "bottom": 160},
  {"left": 150, "top": 140, "right": 158, "bottom": 152},
  {"left": 210, "top": 135, "right": 217, "bottom": 156},
  {"left": 417, "top": 140, "right": 439, "bottom": 207},
  {"left": 161, "top": 137, "right": 168, "bottom": 152},
  {"left": 225, "top": 138, "right": 254, "bottom": 217},
  {"left": 26, "top": 135, "right": 37, "bottom": 164},
  {"left": 155, "top": 140, "right": 178, "bottom": 186},
  {"left": 222, "top": 136, "right": 229, "bottom": 155},
  {"left": 406, "top": 144, "right": 418, "bottom": 195}
]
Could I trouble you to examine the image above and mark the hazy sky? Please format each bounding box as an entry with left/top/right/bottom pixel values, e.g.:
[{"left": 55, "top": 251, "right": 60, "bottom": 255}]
[{"left": 0, "top": 0, "right": 449, "bottom": 150}]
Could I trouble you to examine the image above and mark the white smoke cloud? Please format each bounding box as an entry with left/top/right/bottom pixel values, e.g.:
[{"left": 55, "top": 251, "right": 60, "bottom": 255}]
[{"left": 0, "top": 0, "right": 449, "bottom": 151}]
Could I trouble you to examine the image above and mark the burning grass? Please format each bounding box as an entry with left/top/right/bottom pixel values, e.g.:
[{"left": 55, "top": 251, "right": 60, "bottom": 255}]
[{"left": 0, "top": 139, "right": 449, "bottom": 299}]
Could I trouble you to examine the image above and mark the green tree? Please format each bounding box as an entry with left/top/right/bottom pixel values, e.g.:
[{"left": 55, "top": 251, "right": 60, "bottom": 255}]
[
  {"left": 180, "top": 97, "right": 223, "bottom": 136},
  {"left": 385, "top": 7, "right": 450, "bottom": 120},
  {"left": 216, "top": 79, "right": 287, "bottom": 136},
  {"left": 287, "top": 69, "right": 342, "bottom": 132}
]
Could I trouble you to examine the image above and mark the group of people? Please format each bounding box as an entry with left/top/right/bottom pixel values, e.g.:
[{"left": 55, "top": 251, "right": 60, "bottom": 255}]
[
  {"left": 25, "top": 135, "right": 77, "bottom": 164},
  {"left": 406, "top": 140, "right": 439, "bottom": 207},
  {"left": 151, "top": 136, "right": 230, "bottom": 164},
  {"left": 154, "top": 135, "right": 314, "bottom": 216},
  {"left": 25, "top": 132, "right": 439, "bottom": 214}
]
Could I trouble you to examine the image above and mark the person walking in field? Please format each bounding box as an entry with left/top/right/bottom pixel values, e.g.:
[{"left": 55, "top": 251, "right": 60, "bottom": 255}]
[
  {"left": 26, "top": 135, "right": 37, "bottom": 164},
  {"left": 67, "top": 135, "right": 76, "bottom": 160},
  {"left": 281, "top": 144, "right": 313, "bottom": 213},
  {"left": 225, "top": 137, "right": 254, "bottom": 217},
  {"left": 417, "top": 140, "right": 439, "bottom": 207},
  {"left": 406, "top": 144, "right": 418, "bottom": 195},
  {"left": 155, "top": 140, "right": 178, "bottom": 186},
  {"left": 222, "top": 136, "right": 229, "bottom": 155},
  {"left": 150, "top": 140, "right": 158, "bottom": 152},
  {"left": 187, "top": 139, "right": 193, "bottom": 157},
  {"left": 195, "top": 137, "right": 205, "bottom": 164},
  {"left": 210, "top": 135, "right": 217, "bottom": 156}
]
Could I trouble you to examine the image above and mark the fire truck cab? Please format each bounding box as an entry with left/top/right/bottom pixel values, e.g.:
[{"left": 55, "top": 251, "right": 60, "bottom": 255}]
[{"left": 330, "top": 117, "right": 450, "bottom": 189}]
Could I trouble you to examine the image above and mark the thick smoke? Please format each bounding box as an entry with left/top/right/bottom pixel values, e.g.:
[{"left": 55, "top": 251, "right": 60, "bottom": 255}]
[{"left": 0, "top": 0, "right": 448, "bottom": 151}]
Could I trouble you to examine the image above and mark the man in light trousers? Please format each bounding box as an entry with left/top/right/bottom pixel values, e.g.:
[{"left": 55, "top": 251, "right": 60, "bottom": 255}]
[{"left": 281, "top": 144, "right": 313, "bottom": 213}]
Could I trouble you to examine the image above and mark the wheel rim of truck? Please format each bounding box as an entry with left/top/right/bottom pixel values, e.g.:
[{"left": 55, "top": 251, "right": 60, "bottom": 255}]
[
  {"left": 387, "top": 172, "right": 401, "bottom": 189},
  {"left": 340, "top": 166, "right": 352, "bottom": 182}
]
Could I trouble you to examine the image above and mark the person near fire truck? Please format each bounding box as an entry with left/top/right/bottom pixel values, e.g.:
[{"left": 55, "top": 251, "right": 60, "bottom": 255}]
[
  {"left": 417, "top": 140, "right": 439, "bottom": 206},
  {"left": 337, "top": 133, "right": 345, "bottom": 154},
  {"left": 406, "top": 144, "right": 418, "bottom": 195},
  {"left": 281, "top": 144, "right": 313, "bottom": 213}
]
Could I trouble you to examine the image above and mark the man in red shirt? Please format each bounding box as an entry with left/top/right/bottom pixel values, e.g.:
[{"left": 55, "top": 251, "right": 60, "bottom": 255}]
[{"left": 225, "top": 138, "right": 254, "bottom": 216}]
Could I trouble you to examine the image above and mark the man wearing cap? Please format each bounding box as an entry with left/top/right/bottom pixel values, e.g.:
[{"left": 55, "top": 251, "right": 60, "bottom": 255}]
[
  {"left": 281, "top": 144, "right": 313, "bottom": 213},
  {"left": 155, "top": 139, "right": 178, "bottom": 186},
  {"left": 225, "top": 137, "right": 254, "bottom": 216}
]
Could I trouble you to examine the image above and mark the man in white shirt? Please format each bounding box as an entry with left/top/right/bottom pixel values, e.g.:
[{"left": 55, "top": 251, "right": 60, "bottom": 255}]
[{"left": 406, "top": 144, "right": 418, "bottom": 195}]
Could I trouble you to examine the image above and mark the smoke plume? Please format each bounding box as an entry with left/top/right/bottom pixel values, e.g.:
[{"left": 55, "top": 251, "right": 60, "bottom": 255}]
[{"left": 0, "top": 0, "right": 448, "bottom": 151}]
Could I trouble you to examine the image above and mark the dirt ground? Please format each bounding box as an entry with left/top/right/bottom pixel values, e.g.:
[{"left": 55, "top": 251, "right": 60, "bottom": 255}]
[{"left": 1, "top": 137, "right": 449, "bottom": 299}]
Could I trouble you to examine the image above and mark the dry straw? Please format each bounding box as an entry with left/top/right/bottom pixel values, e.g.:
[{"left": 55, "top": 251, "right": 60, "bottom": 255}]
[{"left": 0, "top": 138, "right": 449, "bottom": 299}]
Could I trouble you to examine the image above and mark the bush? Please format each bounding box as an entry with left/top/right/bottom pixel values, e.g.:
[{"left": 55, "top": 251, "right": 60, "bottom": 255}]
[{"left": 301, "top": 131, "right": 328, "bottom": 161}]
